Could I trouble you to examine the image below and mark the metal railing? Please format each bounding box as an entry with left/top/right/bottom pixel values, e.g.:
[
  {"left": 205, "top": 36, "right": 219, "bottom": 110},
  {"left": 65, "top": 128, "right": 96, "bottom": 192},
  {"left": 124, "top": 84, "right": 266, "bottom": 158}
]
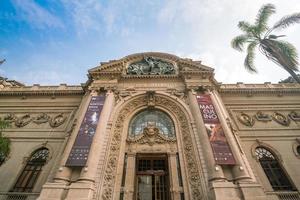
[
  {"left": 0, "top": 192, "right": 39, "bottom": 200},
  {"left": 266, "top": 191, "right": 300, "bottom": 200}
]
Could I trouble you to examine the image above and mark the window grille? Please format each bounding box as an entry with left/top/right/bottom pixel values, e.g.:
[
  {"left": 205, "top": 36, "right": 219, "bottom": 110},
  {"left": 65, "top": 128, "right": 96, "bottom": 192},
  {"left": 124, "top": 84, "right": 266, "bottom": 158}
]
[
  {"left": 11, "top": 148, "right": 49, "bottom": 192},
  {"left": 255, "top": 147, "right": 295, "bottom": 191},
  {"left": 129, "top": 110, "right": 175, "bottom": 137}
]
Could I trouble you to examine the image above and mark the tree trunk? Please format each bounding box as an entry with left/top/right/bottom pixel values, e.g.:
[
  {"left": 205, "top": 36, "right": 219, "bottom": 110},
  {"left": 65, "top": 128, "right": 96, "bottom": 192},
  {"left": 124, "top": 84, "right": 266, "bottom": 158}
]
[{"left": 260, "top": 40, "right": 300, "bottom": 84}]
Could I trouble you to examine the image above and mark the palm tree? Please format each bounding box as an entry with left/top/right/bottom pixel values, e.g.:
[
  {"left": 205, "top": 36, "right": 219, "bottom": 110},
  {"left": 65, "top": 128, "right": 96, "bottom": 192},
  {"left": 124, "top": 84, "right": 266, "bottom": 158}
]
[{"left": 231, "top": 4, "right": 300, "bottom": 83}]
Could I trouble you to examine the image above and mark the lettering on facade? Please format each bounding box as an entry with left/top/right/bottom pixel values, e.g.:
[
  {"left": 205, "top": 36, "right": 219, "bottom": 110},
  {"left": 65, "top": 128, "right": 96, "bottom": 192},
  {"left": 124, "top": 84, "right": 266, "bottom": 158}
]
[
  {"left": 66, "top": 95, "right": 106, "bottom": 166},
  {"left": 197, "top": 94, "right": 236, "bottom": 165}
]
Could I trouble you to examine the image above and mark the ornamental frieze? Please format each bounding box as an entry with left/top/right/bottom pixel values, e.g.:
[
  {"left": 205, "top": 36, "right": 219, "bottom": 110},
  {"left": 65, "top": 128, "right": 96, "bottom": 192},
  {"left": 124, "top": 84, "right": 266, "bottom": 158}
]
[
  {"left": 235, "top": 110, "right": 300, "bottom": 128},
  {"left": 2, "top": 113, "right": 67, "bottom": 128}
]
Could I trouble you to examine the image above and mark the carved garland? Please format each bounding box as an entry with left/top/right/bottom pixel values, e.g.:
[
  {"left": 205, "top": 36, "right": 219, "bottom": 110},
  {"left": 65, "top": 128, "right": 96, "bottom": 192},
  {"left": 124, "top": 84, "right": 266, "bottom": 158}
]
[
  {"left": 100, "top": 95, "right": 205, "bottom": 200},
  {"left": 2, "top": 113, "right": 67, "bottom": 128}
]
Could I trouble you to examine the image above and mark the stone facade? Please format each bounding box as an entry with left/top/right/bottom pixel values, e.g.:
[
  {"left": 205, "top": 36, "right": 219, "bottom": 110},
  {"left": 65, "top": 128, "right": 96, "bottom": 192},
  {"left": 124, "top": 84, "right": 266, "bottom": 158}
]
[{"left": 0, "top": 52, "right": 299, "bottom": 200}]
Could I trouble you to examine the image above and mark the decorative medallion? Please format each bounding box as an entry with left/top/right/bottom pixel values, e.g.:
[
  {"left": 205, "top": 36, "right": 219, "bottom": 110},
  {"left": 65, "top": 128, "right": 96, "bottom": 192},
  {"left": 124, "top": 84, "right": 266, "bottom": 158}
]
[
  {"left": 288, "top": 111, "right": 300, "bottom": 122},
  {"left": 127, "top": 123, "right": 176, "bottom": 146},
  {"left": 255, "top": 111, "right": 272, "bottom": 122},
  {"left": 272, "top": 112, "right": 290, "bottom": 126},
  {"left": 127, "top": 56, "right": 175, "bottom": 75},
  {"left": 237, "top": 112, "right": 255, "bottom": 127}
]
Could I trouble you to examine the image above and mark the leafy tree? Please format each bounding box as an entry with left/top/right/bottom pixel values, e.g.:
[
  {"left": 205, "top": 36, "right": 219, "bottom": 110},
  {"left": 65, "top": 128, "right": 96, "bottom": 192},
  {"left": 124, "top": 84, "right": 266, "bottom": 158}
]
[
  {"left": 231, "top": 4, "right": 300, "bottom": 83},
  {"left": 0, "top": 118, "right": 10, "bottom": 166}
]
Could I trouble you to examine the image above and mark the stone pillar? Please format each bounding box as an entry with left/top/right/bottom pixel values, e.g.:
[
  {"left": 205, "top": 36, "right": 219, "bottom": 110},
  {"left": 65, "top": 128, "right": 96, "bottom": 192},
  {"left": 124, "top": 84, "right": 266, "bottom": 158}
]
[
  {"left": 210, "top": 90, "right": 267, "bottom": 200},
  {"left": 168, "top": 152, "right": 180, "bottom": 200},
  {"left": 124, "top": 153, "right": 136, "bottom": 200},
  {"left": 38, "top": 93, "right": 92, "bottom": 200},
  {"left": 187, "top": 90, "right": 225, "bottom": 181},
  {"left": 209, "top": 90, "right": 251, "bottom": 181},
  {"left": 65, "top": 90, "right": 115, "bottom": 200}
]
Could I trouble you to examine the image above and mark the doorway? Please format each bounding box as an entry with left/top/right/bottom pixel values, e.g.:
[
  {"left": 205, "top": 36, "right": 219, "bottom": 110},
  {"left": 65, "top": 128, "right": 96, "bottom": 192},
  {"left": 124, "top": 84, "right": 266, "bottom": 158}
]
[{"left": 136, "top": 154, "right": 169, "bottom": 200}]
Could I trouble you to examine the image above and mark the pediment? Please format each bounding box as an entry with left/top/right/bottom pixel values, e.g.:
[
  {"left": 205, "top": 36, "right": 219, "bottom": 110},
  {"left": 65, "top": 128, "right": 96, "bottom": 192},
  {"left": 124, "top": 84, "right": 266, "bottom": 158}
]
[{"left": 88, "top": 52, "right": 214, "bottom": 78}]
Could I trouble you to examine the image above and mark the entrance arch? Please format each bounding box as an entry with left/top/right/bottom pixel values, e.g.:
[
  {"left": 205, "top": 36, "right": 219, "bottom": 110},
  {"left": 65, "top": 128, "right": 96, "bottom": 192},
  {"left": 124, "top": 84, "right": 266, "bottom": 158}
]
[{"left": 99, "top": 93, "right": 208, "bottom": 200}]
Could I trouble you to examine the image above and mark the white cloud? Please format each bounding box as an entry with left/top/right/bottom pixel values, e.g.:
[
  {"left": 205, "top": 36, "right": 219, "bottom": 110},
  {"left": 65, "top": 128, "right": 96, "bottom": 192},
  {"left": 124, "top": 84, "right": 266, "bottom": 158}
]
[
  {"left": 157, "top": 0, "right": 300, "bottom": 83},
  {"left": 12, "top": 0, "right": 64, "bottom": 29},
  {"left": 60, "top": 0, "right": 103, "bottom": 35}
]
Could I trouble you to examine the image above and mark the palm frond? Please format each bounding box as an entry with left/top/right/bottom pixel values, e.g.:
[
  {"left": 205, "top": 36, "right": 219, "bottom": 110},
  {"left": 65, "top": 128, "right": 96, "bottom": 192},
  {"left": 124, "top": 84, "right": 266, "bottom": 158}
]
[
  {"left": 238, "top": 21, "right": 254, "bottom": 34},
  {"left": 231, "top": 34, "right": 250, "bottom": 51},
  {"left": 255, "top": 4, "right": 275, "bottom": 33},
  {"left": 244, "top": 42, "right": 258, "bottom": 73},
  {"left": 272, "top": 13, "right": 300, "bottom": 30},
  {"left": 260, "top": 39, "right": 299, "bottom": 71}
]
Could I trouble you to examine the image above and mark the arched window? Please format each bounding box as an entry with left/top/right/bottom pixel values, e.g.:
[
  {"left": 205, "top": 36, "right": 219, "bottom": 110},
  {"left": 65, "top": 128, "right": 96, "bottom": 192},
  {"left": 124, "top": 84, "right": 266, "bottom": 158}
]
[
  {"left": 12, "top": 147, "right": 49, "bottom": 192},
  {"left": 255, "top": 147, "right": 295, "bottom": 191},
  {"left": 129, "top": 109, "right": 175, "bottom": 137}
]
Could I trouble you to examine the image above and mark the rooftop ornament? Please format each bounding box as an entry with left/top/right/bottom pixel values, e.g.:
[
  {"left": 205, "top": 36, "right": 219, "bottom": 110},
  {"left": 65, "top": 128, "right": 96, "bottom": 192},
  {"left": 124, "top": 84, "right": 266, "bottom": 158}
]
[{"left": 127, "top": 56, "right": 175, "bottom": 75}]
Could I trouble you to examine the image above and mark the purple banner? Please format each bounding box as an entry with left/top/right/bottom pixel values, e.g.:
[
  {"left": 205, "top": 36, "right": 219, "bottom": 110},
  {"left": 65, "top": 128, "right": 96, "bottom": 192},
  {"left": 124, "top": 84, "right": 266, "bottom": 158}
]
[
  {"left": 66, "top": 95, "right": 106, "bottom": 167},
  {"left": 196, "top": 94, "right": 236, "bottom": 165}
]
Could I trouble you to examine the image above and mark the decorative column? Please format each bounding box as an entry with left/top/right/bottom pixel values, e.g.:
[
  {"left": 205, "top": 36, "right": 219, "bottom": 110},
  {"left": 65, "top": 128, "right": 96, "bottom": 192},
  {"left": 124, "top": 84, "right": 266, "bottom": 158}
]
[
  {"left": 65, "top": 90, "right": 115, "bottom": 200},
  {"left": 168, "top": 152, "right": 180, "bottom": 200},
  {"left": 38, "top": 93, "right": 92, "bottom": 200},
  {"left": 209, "top": 90, "right": 252, "bottom": 181},
  {"left": 209, "top": 90, "right": 268, "bottom": 200},
  {"left": 187, "top": 90, "right": 225, "bottom": 181},
  {"left": 124, "top": 152, "right": 136, "bottom": 200}
]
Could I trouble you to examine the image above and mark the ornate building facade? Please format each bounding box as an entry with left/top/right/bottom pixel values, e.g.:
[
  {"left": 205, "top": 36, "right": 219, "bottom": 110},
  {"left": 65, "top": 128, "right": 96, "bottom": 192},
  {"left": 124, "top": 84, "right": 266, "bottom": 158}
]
[{"left": 0, "top": 52, "right": 299, "bottom": 200}]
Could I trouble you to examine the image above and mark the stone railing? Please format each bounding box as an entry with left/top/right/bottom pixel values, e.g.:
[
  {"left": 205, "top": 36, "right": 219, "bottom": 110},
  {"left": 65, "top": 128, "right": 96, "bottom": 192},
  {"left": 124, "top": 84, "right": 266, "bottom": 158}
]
[
  {"left": 0, "top": 192, "right": 40, "bottom": 200},
  {"left": 266, "top": 191, "right": 300, "bottom": 200}
]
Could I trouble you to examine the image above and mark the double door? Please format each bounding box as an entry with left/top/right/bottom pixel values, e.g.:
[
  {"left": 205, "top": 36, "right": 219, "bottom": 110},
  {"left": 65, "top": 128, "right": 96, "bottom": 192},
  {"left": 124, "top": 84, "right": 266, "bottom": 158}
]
[{"left": 136, "top": 154, "right": 169, "bottom": 200}]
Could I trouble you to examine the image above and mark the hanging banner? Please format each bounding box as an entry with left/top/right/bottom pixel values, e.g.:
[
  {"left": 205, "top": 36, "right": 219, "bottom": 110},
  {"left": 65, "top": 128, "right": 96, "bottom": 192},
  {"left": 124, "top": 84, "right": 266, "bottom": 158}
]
[
  {"left": 66, "top": 95, "right": 106, "bottom": 167},
  {"left": 196, "top": 94, "right": 236, "bottom": 165}
]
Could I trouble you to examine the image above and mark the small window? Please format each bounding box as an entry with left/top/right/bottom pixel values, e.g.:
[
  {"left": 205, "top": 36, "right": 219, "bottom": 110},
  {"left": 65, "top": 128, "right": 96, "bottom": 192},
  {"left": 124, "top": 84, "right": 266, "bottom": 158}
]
[
  {"left": 12, "top": 148, "right": 49, "bottom": 192},
  {"left": 255, "top": 147, "right": 295, "bottom": 191}
]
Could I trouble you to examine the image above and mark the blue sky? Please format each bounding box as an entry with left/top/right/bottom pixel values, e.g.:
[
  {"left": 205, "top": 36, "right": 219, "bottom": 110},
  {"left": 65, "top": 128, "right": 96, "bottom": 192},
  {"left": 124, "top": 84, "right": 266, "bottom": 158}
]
[{"left": 1, "top": 0, "right": 300, "bottom": 85}]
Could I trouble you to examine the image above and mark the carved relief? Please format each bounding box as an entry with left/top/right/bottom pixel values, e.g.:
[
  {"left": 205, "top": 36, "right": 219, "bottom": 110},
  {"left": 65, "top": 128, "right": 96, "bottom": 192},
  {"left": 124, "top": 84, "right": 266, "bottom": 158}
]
[
  {"left": 255, "top": 111, "right": 272, "bottom": 122},
  {"left": 288, "top": 111, "right": 300, "bottom": 122},
  {"left": 166, "top": 88, "right": 186, "bottom": 100},
  {"left": 2, "top": 113, "right": 67, "bottom": 128},
  {"left": 272, "top": 112, "right": 290, "bottom": 126},
  {"left": 101, "top": 95, "right": 205, "bottom": 200},
  {"left": 237, "top": 112, "right": 255, "bottom": 127},
  {"left": 127, "top": 56, "right": 175, "bottom": 75},
  {"left": 49, "top": 113, "right": 67, "bottom": 128},
  {"left": 127, "top": 123, "right": 176, "bottom": 146}
]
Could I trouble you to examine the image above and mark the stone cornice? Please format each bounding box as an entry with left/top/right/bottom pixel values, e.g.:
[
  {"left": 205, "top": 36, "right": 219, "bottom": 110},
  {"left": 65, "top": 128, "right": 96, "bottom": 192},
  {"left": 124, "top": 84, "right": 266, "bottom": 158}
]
[
  {"left": 0, "top": 85, "right": 84, "bottom": 96},
  {"left": 219, "top": 83, "right": 300, "bottom": 95}
]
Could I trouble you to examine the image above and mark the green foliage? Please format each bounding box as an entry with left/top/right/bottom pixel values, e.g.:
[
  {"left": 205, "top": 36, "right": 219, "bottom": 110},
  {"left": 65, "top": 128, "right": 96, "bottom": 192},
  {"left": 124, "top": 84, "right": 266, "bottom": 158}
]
[
  {"left": 0, "top": 118, "right": 10, "bottom": 165},
  {"left": 231, "top": 3, "right": 300, "bottom": 83}
]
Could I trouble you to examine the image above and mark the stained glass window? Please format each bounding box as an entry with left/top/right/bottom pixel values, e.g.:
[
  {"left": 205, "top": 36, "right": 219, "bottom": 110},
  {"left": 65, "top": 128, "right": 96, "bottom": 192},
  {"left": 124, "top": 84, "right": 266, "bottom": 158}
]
[
  {"left": 255, "top": 147, "right": 295, "bottom": 191},
  {"left": 129, "top": 110, "right": 175, "bottom": 137},
  {"left": 12, "top": 148, "right": 49, "bottom": 192}
]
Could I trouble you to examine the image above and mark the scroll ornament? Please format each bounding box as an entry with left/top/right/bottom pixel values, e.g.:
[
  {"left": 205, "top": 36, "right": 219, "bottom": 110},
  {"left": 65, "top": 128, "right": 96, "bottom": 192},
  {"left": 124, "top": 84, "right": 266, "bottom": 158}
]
[{"left": 3, "top": 113, "right": 66, "bottom": 128}]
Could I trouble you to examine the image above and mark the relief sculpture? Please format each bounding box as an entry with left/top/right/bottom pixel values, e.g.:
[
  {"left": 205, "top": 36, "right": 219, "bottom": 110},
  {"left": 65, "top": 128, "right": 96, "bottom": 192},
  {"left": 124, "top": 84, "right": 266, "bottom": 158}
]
[
  {"left": 127, "top": 123, "right": 176, "bottom": 146},
  {"left": 2, "top": 113, "right": 67, "bottom": 128},
  {"left": 127, "top": 56, "right": 175, "bottom": 75}
]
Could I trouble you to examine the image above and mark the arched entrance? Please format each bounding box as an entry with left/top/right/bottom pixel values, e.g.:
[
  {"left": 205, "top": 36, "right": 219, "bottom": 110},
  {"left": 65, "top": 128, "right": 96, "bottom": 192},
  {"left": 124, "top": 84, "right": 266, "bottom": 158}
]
[{"left": 98, "top": 94, "right": 208, "bottom": 200}]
